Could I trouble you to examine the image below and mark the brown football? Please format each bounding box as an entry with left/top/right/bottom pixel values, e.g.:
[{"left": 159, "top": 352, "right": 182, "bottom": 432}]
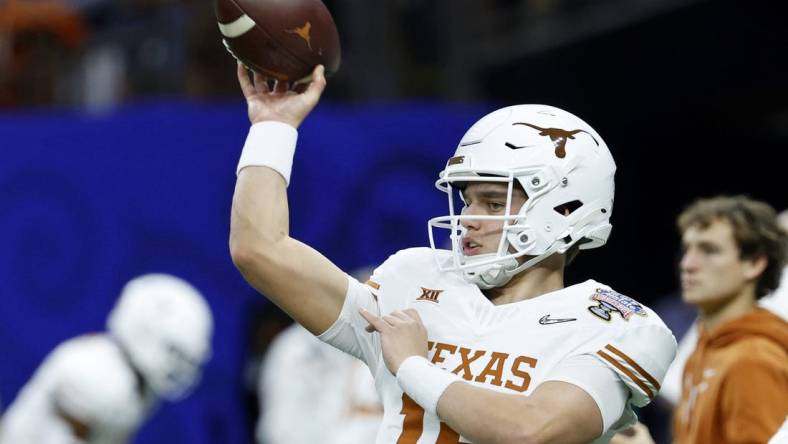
[{"left": 215, "top": 0, "right": 341, "bottom": 82}]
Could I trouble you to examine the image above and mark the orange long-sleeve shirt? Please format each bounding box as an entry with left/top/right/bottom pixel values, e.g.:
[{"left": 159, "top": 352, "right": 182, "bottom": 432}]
[{"left": 673, "top": 308, "right": 788, "bottom": 443}]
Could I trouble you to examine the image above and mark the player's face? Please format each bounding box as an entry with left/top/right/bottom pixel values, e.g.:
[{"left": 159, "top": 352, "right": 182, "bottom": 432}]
[
  {"left": 679, "top": 219, "right": 754, "bottom": 309},
  {"left": 459, "top": 182, "right": 527, "bottom": 256}
]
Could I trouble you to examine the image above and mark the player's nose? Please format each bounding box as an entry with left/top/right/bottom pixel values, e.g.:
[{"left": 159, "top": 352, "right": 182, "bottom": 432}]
[
  {"left": 460, "top": 216, "right": 481, "bottom": 231},
  {"left": 679, "top": 248, "right": 699, "bottom": 272}
]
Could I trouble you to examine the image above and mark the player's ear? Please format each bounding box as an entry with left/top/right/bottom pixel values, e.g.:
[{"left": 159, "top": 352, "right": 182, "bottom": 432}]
[{"left": 742, "top": 254, "right": 767, "bottom": 281}]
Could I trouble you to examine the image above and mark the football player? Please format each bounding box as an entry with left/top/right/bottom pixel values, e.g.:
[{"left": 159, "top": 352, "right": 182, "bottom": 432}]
[
  {"left": 0, "top": 274, "right": 213, "bottom": 444},
  {"left": 230, "top": 64, "right": 677, "bottom": 443},
  {"left": 257, "top": 268, "right": 383, "bottom": 444},
  {"left": 257, "top": 323, "right": 382, "bottom": 444}
]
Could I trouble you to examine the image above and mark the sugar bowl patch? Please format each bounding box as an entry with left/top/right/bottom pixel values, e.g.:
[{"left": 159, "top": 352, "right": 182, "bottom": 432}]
[{"left": 588, "top": 288, "right": 647, "bottom": 321}]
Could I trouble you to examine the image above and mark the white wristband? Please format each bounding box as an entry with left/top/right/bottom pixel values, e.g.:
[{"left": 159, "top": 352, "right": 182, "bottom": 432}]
[
  {"left": 236, "top": 121, "right": 298, "bottom": 186},
  {"left": 396, "top": 356, "right": 462, "bottom": 417}
]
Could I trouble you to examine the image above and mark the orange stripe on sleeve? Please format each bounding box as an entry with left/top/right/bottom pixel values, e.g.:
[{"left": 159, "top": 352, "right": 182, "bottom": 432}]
[
  {"left": 597, "top": 350, "right": 654, "bottom": 400},
  {"left": 604, "top": 344, "right": 661, "bottom": 390},
  {"left": 365, "top": 279, "right": 380, "bottom": 290}
]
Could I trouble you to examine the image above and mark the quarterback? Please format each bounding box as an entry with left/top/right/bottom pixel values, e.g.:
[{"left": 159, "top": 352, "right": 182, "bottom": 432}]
[
  {"left": 230, "top": 65, "right": 677, "bottom": 443},
  {"left": 0, "top": 274, "right": 213, "bottom": 444}
]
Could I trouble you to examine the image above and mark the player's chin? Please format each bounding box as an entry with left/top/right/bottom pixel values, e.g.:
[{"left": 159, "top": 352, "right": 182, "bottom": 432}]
[
  {"left": 680, "top": 286, "right": 698, "bottom": 302},
  {"left": 680, "top": 286, "right": 714, "bottom": 305}
]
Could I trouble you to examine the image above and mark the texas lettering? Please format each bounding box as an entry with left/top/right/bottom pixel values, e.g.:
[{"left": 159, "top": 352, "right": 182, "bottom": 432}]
[{"left": 427, "top": 341, "right": 538, "bottom": 392}]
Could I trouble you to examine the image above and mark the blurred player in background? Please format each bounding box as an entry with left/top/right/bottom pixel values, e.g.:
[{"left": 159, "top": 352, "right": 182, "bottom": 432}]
[
  {"left": 257, "top": 323, "right": 382, "bottom": 444},
  {"left": 229, "top": 64, "right": 676, "bottom": 443},
  {"left": 0, "top": 274, "right": 213, "bottom": 444},
  {"left": 670, "top": 196, "right": 787, "bottom": 443},
  {"left": 256, "top": 267, "right": 382, "bottom": 444}
]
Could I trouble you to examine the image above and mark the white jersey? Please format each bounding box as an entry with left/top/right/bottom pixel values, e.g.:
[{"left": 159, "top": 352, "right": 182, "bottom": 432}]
[
  {"left": 0, "top": 335, "right": 156, "bottom": 444},
  {"left": 257, "top": 324, "right": 382, "bottom": 444},
  {"left": 760, "top": 267, "right": 788, "bottom": 321},
  {"left": 319, "top": 248, "right": 677, "bottom": 444},
  {"left": 769, "top": 417, "right": 788, "bottom": 444}
]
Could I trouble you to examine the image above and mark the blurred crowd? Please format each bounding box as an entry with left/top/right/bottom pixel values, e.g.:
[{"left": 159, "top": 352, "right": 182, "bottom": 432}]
[
  {"left": 0, "top": 0, "right": 239, "bottom": 110},
  {"left": 0, "top": 0, "right": 678, "bottom": 108}
]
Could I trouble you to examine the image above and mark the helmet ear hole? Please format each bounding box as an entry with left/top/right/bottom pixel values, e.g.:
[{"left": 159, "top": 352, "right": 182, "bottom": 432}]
[
  {"left": 554, "top": 200, "right": 583, "bottom": 216},
  {"left": 514, "top": 180, "right": 528, "bottom": 197}
]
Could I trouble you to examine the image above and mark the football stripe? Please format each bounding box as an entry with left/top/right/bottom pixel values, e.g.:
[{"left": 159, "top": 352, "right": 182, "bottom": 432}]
[
  {"left": 218, "top": 14, "right": 256, "bottom": 38},
  {"left": 604, "top": 344, "right": 661, "bottom": 390},
  {"left": 597, "top": 349, "right": 654, "bottom": 400}
]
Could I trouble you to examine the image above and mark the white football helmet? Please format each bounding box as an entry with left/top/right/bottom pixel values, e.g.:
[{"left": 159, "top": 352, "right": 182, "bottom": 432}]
[
  {"left": 428, "top": 105, "right": 616, "bottom": 289},
  {"left": 107, "top": 274, "right": 213, "bottom": 400}
]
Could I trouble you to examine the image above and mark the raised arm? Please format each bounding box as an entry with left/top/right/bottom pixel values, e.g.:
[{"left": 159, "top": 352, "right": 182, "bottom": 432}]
[{"left": 229, "top": 64, "right": 349, "bottom": 335}]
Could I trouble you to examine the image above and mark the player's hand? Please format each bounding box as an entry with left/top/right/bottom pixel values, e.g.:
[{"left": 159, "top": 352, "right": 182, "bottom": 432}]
[
  {"left": 359, "top": 308, "right": 428, "bottom": 375},
  {"left": 610, "top": 422, "right": 655, "bottom": 444},
  {"left": 236, "top": 63, "right": 326, "bottom": 128}
]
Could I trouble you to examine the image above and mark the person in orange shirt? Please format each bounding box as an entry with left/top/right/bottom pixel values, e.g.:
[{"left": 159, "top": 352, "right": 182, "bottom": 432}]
[
  {"left": 671, "top": 195, "right": 788, "bottom": 443},
  {"left": 611, "top": 201, "right": 788, "bottom": 444}
]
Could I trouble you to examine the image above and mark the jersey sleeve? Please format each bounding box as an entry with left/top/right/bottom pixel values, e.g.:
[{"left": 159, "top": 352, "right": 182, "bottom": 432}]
[
  {"left": 318, "top": 249, "right": 423, "bottom": 373},
  {"left": 318, "top": 274, "right": 382, "bottom": 373},
  {"left": 592, "top": 321, "right": 678, "bottom": 407},
  {"left": 542, "top": 353, "right": 629, "bottom": 433}
]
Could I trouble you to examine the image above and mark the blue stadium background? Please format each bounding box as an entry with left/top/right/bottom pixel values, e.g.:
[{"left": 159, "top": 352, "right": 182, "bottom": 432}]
[
  {"left": 0, "top": 101, "right": 490, "bottom": 443},
  {"left": 2, "top": 1, "right": 787, "bottom": 442}
]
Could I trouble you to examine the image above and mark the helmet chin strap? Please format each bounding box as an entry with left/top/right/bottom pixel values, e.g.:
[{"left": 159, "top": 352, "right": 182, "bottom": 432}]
[
  {"left": 461, "top": 242, "right": 564, "bottom": 290},
  {"left": 462, "top": 255, "right": 517, "bottom": 290}
]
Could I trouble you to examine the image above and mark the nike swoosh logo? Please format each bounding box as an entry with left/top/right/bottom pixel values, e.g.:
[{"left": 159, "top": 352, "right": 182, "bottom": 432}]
[{"left": 539, "top": 315, "right": 577, "bottom": 325}]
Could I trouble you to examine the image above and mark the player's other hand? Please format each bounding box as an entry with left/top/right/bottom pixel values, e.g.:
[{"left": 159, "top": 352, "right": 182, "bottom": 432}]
[
  {"left": 610, "top": 422, "right": 655, "bottom": 444},
  {"left": 236, "top": 63, "right": 326, "bottom": 128},
  {"left": 360, "top": 308, "right": 428, "bottom": 375}
]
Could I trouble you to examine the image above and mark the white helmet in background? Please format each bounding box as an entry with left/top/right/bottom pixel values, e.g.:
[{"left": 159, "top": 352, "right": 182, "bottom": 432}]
[
  {"left": 428, "top": 105, "right": 616, "bottom": 289},
  {"left": 107, "top": 273, "right": 213, "bottom": 400}
]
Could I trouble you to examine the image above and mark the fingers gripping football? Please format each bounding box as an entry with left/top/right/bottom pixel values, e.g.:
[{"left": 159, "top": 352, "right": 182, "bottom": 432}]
[{"left": 236, "top": 63, "right": 326, "bottom": 127}]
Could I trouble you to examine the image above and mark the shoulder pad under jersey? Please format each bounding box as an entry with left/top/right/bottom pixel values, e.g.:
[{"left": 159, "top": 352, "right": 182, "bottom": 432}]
[
  {"left": 365, "top": 247, "right": 441, "bottom": 293},
  {"left": 52, "top": 335, "right": 143, "bottom": 427}
]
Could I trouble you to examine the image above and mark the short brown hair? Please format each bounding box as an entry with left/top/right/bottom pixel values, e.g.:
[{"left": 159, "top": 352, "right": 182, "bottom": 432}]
[{"left": 677, "top": 195, "right": 787, "bottom": 299}]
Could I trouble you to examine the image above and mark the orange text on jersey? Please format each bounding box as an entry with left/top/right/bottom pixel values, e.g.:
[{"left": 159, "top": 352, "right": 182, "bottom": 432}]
[{"left": 427, "top": 341, "right": 538, "bottom": 392}]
